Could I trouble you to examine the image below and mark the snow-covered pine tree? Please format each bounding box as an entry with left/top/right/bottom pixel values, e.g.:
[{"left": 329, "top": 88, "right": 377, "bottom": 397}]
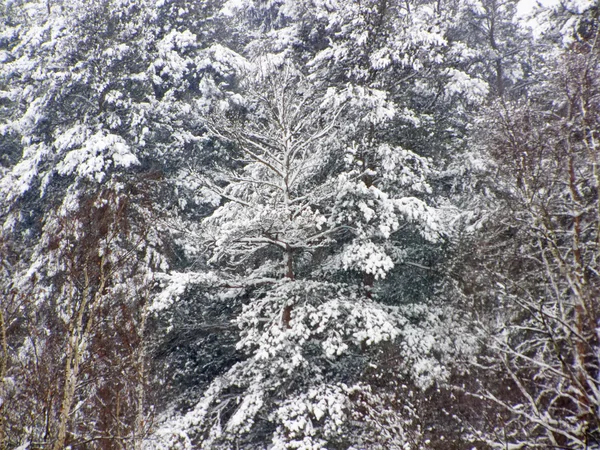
[
  {"left": 147, "top": 0, "right": 495, "bottom": 447},
  {"left": 146, "top": 48, "right": 461, "bottom": 447},
  {"left": 0, "top": 0, "right": 191, "bottom": 446}
]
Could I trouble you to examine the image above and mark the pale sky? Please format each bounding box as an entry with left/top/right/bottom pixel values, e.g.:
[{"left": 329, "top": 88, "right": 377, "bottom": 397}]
[{"left": 516, "top": 0, "right": 560, "bottom": 17}]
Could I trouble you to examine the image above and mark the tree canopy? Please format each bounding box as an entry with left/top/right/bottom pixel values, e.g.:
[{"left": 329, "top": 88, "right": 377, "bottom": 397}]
[{"left": 1, "top": 0, "right": 599, "bottom": 449}]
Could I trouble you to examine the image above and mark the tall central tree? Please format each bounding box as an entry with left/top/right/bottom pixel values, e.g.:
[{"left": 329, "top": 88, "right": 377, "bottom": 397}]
[{"left": 148, "top": 57, "right": 451, "bottom": 448}]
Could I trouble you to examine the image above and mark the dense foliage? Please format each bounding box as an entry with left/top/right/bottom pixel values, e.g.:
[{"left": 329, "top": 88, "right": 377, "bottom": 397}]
[{"left": 1, "top": 0, "right": 599, "bottom": 449}]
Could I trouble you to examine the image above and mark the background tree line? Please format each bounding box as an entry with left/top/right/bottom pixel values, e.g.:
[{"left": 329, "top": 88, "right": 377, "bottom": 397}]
[{"left": 0, "top": 0, "right": 598, "bottom": 448}]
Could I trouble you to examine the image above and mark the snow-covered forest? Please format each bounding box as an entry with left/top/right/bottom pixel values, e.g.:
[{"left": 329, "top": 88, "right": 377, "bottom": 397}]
[{"left": 1, "top": 0, "right": 599, "bottom": 448}]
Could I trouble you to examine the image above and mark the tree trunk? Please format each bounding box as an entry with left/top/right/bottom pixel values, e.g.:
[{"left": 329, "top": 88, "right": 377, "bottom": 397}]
[
  {"left": 54, "top": 261, "right": 106, "bottom": 450},
  {"left": 282, "top": 245, "right": 294, "bottom": 328},
  {"left": 0, "top": 303, "right": 8, "bottom": 448},
  {"left": 133, "top": 293, "right": 149, "bottom": 450}
]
